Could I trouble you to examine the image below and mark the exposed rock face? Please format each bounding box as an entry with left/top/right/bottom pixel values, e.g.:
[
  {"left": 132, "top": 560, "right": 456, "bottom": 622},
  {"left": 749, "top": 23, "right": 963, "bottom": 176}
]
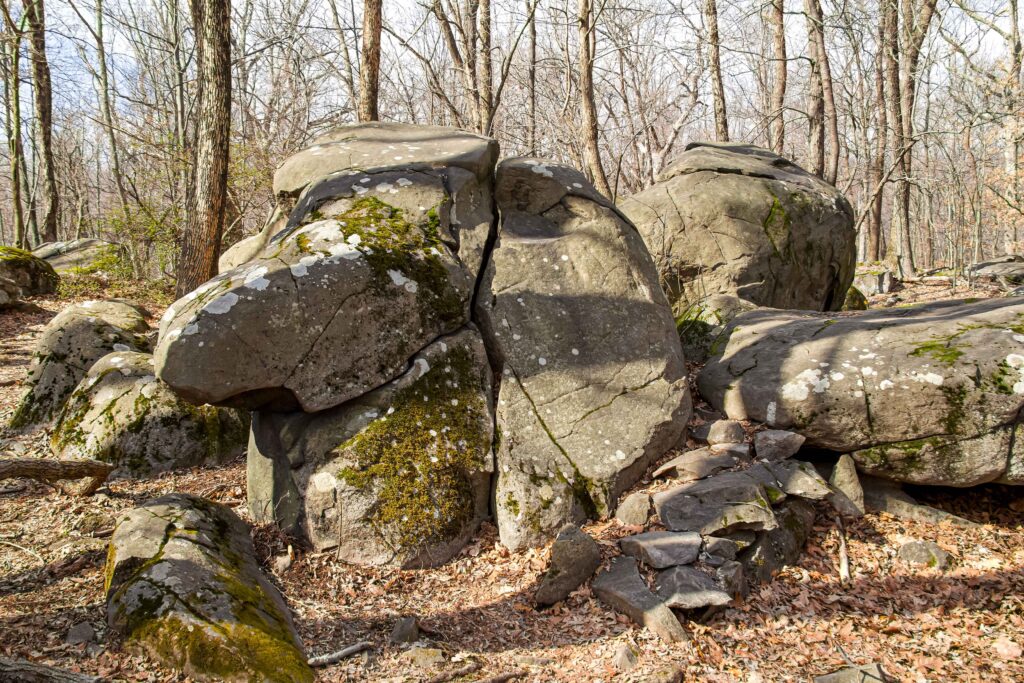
[
  {"left": 10, "top": 300, "right": 150, "bottom": 428},
  {"left": 218, "top": 208, "right": 286, "bottom": 272},
  {"left": 52, "top": 352, "right": 247, "bottom": 478},
  {"left": 0, "top": 275, "right": 20, "bottom": 308},
  {"left": 33, "top": 238, "right": 121, "bottom": 274},
  {"left": 698, "top": 298, "right": 1024, "bottom": 486},
  {"left": 478, "top": 157, "right": 691, "bottom": 550},
  {"left": 854, "top": 268, "right": 896, "bottom": 295},
  {"left": 620, "top": 142, "right": 855, "bottom": 314},
  {"left": 0, "top": 246, "right": 59, "bottom": 295},
  {"left": 156, "top": 124, "right": 497, "bottom": 413},
  {"left": 105, "top": 494, "right": 312, "bottom": 682},
  {"left": 247, "top": 328, "right": 493, "bottom": 567}
]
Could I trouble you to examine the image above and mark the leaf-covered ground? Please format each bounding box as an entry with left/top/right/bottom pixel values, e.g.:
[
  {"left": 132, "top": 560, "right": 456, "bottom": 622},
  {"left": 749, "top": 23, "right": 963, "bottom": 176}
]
[{"left": 2, "top": 285, "right": 1023, "bottom": 682}]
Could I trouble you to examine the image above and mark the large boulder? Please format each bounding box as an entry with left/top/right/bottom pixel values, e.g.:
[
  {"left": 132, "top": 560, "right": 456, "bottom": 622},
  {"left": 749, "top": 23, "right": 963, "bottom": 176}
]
[
  {"left": 10, "top": 300, "right": 150, "bottom": 428},
  {"left": 477, "top": 158, "right": 691, "bottom": 550},
  {"left": 33, "top": 238, "right": 121, "bottom": 274},
  {"left": 698, "top": 298, "right": 1024, "bottom": 486},
  {"left": 0, "top": 275, "right": 20, "bottom": 308},
  {"left": 52, "top": 351, "right": 247, "bottom": 478},
  {"left": 620, "top": 142, "right": 855, "bottom": 314},
  {"left": 156, "top": 124, "right": 497, "bottom": 413},
  {"left": 105, "top": 494, "right": 312, "bottom": 682},
  {"left": 0, "top": 246, "right": 59, "bottom": 295},
  {"left": 247, "top": 327, "right": 493, "bottom": 567}
]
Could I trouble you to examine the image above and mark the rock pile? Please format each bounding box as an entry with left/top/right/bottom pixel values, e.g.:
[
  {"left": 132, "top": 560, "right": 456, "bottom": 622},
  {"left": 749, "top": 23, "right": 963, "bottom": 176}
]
[{"left": 155, "top": 123, "right": 691, "bottom": 565}]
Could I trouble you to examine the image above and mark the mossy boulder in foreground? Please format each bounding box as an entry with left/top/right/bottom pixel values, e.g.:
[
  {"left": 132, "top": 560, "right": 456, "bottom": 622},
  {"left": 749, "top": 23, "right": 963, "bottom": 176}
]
[
  {"left": 697, "top": 297, "right": 1024, "bottom": 486},
  {"left": 10, "top": 300, "right": 150, "bottom": 429},
  {"left": 105, "top": 494, "right": 312, "bottom": 682},
  {"left": 620, "top": 142, "right": 856, "bottom": 314},
  {"left": 52, "top": 351, "right": 247, "bottom": 478},
  {"left": 248, "top": 327, "right": 493, "bottom": 567},
  {"left": 0, "top": 245, "right": 59, "bottom": 295}
]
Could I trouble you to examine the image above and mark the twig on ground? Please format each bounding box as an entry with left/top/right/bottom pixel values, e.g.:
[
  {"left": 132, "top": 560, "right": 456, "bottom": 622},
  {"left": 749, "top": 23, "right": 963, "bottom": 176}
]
[
  {"left": 307, "top": 641, "right": 372, "bottom": 667},
  {"left": 835, "top": 515, "right": 851, "bottom": 584},
  {"left": 426, "top": 662, "right": 481, "bottom": 683},
  {"left": 474, "top": 671, "right": 528, "bottom": 683},
  {"left": 0, "top": 655, "right": 100, "bottom": 682},
  {"left": 0, "top": 539, "right": 45, "bottom": 565}
]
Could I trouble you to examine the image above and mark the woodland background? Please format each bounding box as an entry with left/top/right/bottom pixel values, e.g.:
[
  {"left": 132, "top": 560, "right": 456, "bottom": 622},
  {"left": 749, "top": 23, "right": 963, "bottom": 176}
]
[{"left": 0, "top": 0, "right": 1019, "bottom": 283}]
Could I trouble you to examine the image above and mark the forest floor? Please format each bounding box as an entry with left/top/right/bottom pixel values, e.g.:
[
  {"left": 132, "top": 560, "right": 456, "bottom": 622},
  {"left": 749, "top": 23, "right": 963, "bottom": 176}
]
[{"left": 2, "top": 281, "right": 1024, "bottom": 682}]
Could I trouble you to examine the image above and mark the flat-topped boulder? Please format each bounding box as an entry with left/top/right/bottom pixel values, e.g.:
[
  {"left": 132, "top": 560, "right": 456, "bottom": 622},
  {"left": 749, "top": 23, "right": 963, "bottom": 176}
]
[
  {"left": 247, "top": 327, "right": 493, "bottom": 567},
  {"left": 10, "top": 300, "right": 150, "bottom": 428},
  {"left": 620, "top": 142, "right": 855, "bottom": 314},
  {"left": 105, "top": 494, "right": 312, "bottom": 682},
  {"left": 0, "top": 246, "right": 59, "bottom": 295},
  {"left": 52, "top": 351, "right": 247, "bottom": 478},
  {"left": 33, "top": 238, "right": 121, "bottom": 274},
  {"left": 477, "top": 157, "right": 691, "bottom": 550},
  {"left": 698, "top": 298, "right": 1024, "bottom": 486}
]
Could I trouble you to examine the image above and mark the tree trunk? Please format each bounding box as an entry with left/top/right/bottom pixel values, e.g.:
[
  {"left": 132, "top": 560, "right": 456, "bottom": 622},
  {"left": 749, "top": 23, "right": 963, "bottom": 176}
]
[
  {"left": 706, "top": 0, "right": 728, "bottom": 141},
  {"left": 358, "top": 0, "right": 382, "bottom": 122},
  {"left": 882, "top": 0, "right": 913, "bottom": 276},
  {"left": 478, "top": 0, "right": 493, "bottom": 134},
  {"left": 804, "top": 0, "right": 838, "bottom": 183},
  {"left": 804, "top": 0, "right": 825, "bottom": 177},
  {"left": 578, "top": 0, "right": 612, "bottom": 198},
  {"left": 2, "top": 13, "right": 27, "bottom": 249},
  {"left": 768, "top": 0, "right": 787, "bottom": 153},
  {"left": 527, "top": 0, "right": 536, "bottom": 154},
  {"left": 24, "top": 0, "right": 57, "bottom": 243},
  {"left": 177, "top": 0, "right": 231, "bottom": 296},
  {"left": 868, "top": 22, "right": 887, "bottom": 262}
]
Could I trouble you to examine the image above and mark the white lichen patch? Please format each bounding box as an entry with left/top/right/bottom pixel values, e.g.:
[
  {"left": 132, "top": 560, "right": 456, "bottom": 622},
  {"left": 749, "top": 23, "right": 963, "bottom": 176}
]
[
  {"left": 781, "top": 368, "right": 829, "bottom": 401},
  {"left": 387, "top": 269, "right": 419, "bottom": 293},
  {"left": 1006, "top": 354, "right": 1024, "bottom": 394},
  {"left": 242, "top": 265, "right": 270, "bottom": 291},
  {"left": 204, "top": 292, "right": 239, "bottom": 315}
]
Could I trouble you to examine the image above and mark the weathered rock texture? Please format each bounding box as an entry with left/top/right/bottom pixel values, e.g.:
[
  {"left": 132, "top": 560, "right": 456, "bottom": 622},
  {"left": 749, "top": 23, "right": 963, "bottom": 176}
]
[
  {"left": 10, "top": 300, "right": 150, "bottom": 428},
  {"left": 247, "top": 328, "right": 493, "bottom": 567},
  {"left": 33, "top": 238, "right": 121, "bottom": 274},
  {"left": 478, "top": 157, "right": 691, "bottom": 550},
  {"left": 0, "top": 246, "right": 59, "bottom": 295},
  {"left": 621, "top": 142, "right": 855, "bottom": 314},
  {"left": 0, "top": 275, "right": 20, "bottom": 307},
  {"left": 52, "top": 352, "right": 247, "bottom": 478},
  {"left": 105, "top": 494, "right": 312, "bottom": 682},
  {"left": 156, "top": 124, "right": 497, "bottom": 413},
  {"left": 698, "top": 298, "right": 1024, "bottom": 486}
]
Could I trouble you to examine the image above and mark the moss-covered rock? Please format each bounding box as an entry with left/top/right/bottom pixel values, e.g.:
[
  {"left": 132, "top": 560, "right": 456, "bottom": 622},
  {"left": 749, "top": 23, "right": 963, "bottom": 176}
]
[
  {"left": 33, "top": 238, "right": 123, "bottom": 274},
  {"left": 105, "top": 493, "right": 312, "bottom": 682},
  {"left": 842, "top": 285, "right": 868, "bottom": 311},
  {"left": 52, "top": 351, "right": 247, "bottom": 478},
  {"left": 247, "top": 326, "right": 493, "bottom": 567},
  {"left": 0, "top": 245, "right": 59, "bottom": 295},
  {"left": 155, "top": 129, "right": 495, "bottom": 413},
  {"left": 0, "top": 275, "right": 20, "bottom": 308},
  {"left": 10, "top": 300, "right": 150, "bottom": 429},
  {"left": 698, "top": 297, "right": 1024, "bottom": 486},
  {"left": 620, "top": 142, "right": 856, "bottom": 314}
]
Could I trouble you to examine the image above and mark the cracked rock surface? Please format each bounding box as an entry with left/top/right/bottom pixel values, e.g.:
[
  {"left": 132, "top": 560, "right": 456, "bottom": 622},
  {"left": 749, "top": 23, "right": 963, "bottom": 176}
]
[
  {"left": 478, "top": 157, "right": 691, "bottom": 550},
  {"left": 620, "top": 141, "right": 855, "bottom": 315},
  {"left": 105, "top": 494, "right": 312, "bottom": 682},
  {"left": 698, "top": 297, "right": 1024, "bottom": 486}
]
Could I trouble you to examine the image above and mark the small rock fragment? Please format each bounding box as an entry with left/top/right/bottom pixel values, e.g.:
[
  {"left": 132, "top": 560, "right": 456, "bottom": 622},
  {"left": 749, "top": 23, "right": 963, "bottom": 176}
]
[
  {"left": 653, "top": 472, "right": 777, "bottom": 535},
  {"left": 701, "top": 536, "right": 740, "bottom": 566},
  {"left": 654, "top": 565, "right": 732, "bottom": 610},
  {"left": 754, "top": 430, "right": 806, "bottom": 461},
  {"left": 706, "top": 420, "right": 745, "bottom": 445},
  {"left": 898, "top": 540, "right": 950, "bottom": 570},
  {"left": 716, "top": 560, "right": 747, "bottom": 597},
  {"left": 619, "top": 531, "right": 702, "bottom": 568},
  {"left": 65, "top": 622, "right": 96, "bottom": 645},
  {"left": 615, "top": 491, "right": 651, "bottom": 526},
  {"left": 813, "top": 663, "right": 890, "bottom": 682},
  {"left": 709, "top": 442, "right": 752, "bottom": 459},
  {"left": 830, "top": 454, "right": 866, "bottom": 516},
  {"left": 390, "top": 616, "right": 420, "bottom": 644},
  {"left": 742, "top": 499, "right": 816, "bottom": 584},
  {"left": 652, "top": 448, "right": 737, "bottom": 481},
  {"left": 592, "top": 557, "right": 688, "bottom": 643},
  {"left": 404, "top": 647, "right": 446, "bottom": 669},
  {"left": 612, "top": 643, "right": 638, "bottom": 672},
  {"left": 534, "top": 524, "right": 601, "bottom": 606}
]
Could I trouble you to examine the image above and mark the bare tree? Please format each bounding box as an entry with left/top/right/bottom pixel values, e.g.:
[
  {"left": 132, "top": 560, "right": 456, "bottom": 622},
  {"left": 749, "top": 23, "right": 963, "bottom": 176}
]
[
  {"left": 358, "top": 0, "right": 382, "bottom": 122},
  {"left": 768, "top": 0, "right": 787, "bottom": 153},
  {"left": 25, "top": 0, "right": 56, "bottom": 242},
  {"left": 705, "top": 0, "right": 728, "bottom": 141},
  {"left": 578, "top": 0, "right": 612, "bottom": 197},
  {"left": 177, "top": 0, "right": 231, "bottom": 295}
]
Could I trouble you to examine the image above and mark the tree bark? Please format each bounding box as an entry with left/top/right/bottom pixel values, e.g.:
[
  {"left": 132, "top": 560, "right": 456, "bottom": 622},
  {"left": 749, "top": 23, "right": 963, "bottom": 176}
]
[
  {"left": 527, "top": 0, "right": 536, "bottom": 154},
  {"left": 358, "top": 0, "right": 382, "bottom": 122},
  {"left": 768, "top": 0, "right": 787, "bottom": 153},
  {"left": 705, "top": 0, "right": 728, "bottom": 141},
  {"left": 882, "top": 0, "right": 913, "bottom": 277},
  {"left": 804, "top": 0, "right": 825, "bottom": 177},
  {"left": 478, "top": 0, "right": 493, "bottom": 134},
  {"left": 24, "top": 0, "right": 57, "bottom": 243},
  {"left": 578, "top": 0, "right": 612, "bottom": 198},
  {"left": 804, "top": 0, "right": 838, "bottom": 183},
  {"left": 177, "top": 0, "right": 231, "bottom": 296},
  {"left": 868, "top": 22, "right": 887, "bottom": 261}
]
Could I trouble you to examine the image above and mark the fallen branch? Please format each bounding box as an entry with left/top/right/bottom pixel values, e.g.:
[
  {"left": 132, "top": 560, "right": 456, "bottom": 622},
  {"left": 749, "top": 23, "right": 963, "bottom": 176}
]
[
  {"left": 426, "top": 662, "right": 481, "bottom": 683},
  {"left": 474, "top": 671, "right": 528, "bottom": 683},
  {"left": 0, "top": 655, "right": 100, "bottom": 682},
  {"left": 0, "top": 458, "right": 114, "bottom": 495},
  {"left": 835, "top": 516, "right": 851, "bottom": 585},
  {"left": 307, "top": 641, "right": 372, "bottom": 667},
  {"left": 0, "top": 539, "right": 45, "bottom": 565}
]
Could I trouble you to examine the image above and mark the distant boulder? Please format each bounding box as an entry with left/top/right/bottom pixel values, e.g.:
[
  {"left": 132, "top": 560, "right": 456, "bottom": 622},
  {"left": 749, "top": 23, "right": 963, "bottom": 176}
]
[{"left": 0, "top": 246, "right": 58, "bottom": 295}]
